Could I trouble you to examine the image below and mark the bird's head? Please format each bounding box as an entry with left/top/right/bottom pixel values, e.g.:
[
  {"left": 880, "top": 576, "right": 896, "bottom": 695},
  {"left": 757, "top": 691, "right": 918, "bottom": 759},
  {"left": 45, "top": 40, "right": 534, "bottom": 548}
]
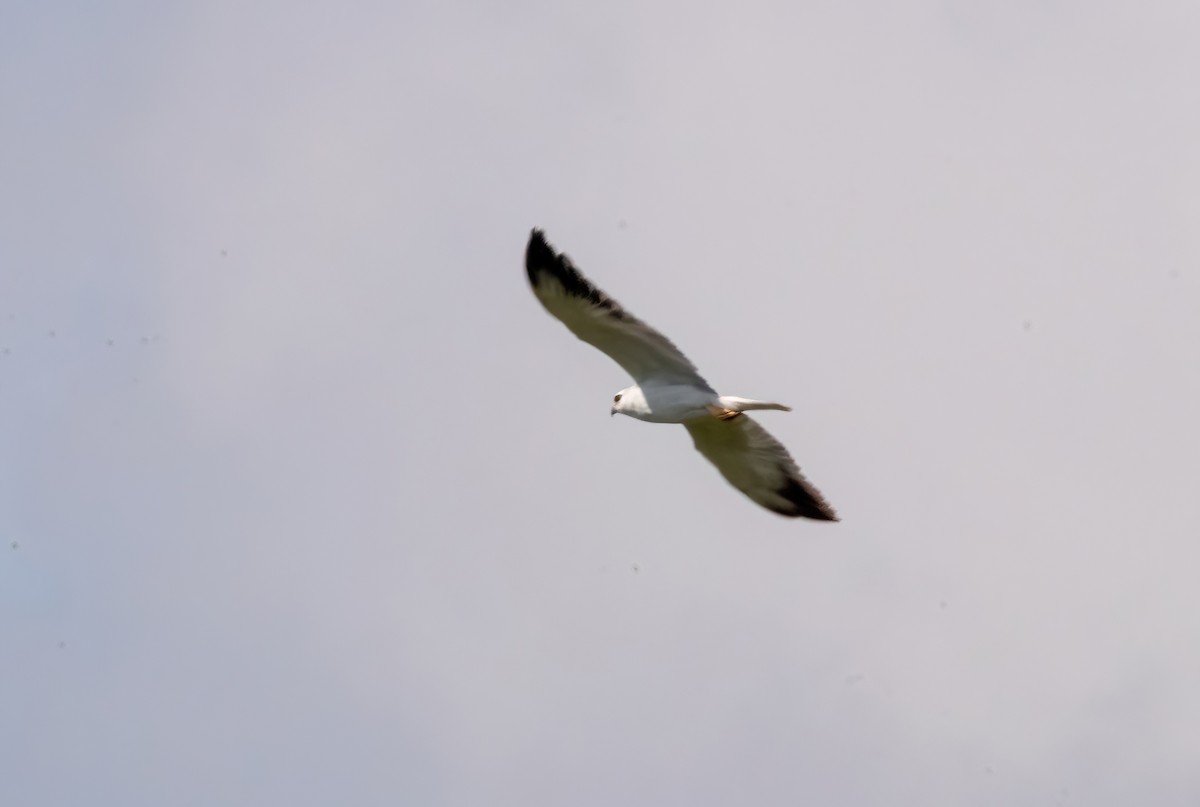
[{"left": 611, "top": 386, "right": 638, "bottom": 418}]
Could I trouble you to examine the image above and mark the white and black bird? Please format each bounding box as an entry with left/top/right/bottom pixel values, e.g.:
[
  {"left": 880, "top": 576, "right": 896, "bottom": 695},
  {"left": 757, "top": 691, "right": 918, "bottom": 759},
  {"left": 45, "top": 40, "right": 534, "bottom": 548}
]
[{"left": 525, "top": 229, "right": 838, "bottom": 521}]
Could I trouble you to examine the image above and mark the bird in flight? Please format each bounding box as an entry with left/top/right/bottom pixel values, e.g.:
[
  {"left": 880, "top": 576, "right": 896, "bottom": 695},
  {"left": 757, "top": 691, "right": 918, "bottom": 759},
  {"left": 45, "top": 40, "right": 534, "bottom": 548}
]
[{"left": 525, "top": 229, "right": 838, "bottom": 521}]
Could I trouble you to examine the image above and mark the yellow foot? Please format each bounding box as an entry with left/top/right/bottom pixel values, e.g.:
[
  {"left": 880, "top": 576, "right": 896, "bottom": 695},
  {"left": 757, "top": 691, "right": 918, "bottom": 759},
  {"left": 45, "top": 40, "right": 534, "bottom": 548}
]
[{"left": 706, "top": 404, "right": 742, "bottom": 421}]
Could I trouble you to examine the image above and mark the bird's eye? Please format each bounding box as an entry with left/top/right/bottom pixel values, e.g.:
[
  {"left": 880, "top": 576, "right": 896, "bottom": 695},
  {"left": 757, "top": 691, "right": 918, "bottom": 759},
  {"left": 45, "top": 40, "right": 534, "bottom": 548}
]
[{"left": 613, "top": 393, "right": 622, "bottom": 403}]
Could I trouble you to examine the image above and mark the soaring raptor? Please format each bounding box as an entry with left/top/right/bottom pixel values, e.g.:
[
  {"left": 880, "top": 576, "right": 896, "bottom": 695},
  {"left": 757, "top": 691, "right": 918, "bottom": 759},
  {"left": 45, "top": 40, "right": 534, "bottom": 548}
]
[{"left": 525, "top": 229, "right": 838, "bottom": 521}]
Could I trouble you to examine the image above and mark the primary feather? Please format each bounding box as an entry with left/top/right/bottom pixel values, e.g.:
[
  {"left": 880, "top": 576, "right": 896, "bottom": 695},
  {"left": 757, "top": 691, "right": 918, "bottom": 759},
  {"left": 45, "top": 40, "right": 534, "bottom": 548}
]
[{"left": 525, "top": 230, "right": 714, "bottom": 392}]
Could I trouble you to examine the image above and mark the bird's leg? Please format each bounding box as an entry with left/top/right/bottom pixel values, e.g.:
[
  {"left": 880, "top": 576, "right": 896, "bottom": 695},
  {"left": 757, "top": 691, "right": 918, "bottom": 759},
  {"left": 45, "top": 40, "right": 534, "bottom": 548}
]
[{"left": 706, "top": 404, "right": 742, "bottom": 421}]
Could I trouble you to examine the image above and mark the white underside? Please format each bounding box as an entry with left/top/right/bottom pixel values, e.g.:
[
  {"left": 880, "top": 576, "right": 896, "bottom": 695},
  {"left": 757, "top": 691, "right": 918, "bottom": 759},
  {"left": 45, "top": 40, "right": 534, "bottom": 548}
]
[{"left": 614, "top": 384, "right": 789, "bottom": 423}]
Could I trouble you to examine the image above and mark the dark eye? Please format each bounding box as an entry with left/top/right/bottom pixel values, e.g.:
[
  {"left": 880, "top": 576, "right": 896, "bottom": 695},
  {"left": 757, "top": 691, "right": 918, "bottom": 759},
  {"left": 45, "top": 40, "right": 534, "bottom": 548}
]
[{"left": 613, "top": 393, "right": 622, "bottom": 403}]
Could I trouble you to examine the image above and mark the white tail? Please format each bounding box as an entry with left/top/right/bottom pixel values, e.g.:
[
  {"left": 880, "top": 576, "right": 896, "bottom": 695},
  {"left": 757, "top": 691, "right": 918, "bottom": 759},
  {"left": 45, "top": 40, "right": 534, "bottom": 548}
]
[{"left": 719, "top": 396, "right": 792, "bottom": 413}]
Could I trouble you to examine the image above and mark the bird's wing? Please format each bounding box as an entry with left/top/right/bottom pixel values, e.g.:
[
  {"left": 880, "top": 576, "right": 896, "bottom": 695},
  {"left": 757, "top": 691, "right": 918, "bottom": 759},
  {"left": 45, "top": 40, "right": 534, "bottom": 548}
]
[
  {"left": 684, "top": 415, "right": 838, "bottom": 520},
  {"left": 525, "top": 230, "right": 714, "bottom": 391}
]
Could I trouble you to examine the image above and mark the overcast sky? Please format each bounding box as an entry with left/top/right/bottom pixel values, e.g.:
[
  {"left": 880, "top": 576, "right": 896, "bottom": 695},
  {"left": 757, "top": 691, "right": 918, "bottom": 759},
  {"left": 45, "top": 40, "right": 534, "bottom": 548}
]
[{"left": 4, "top": 2, "right": 1200, "bottom": 805}]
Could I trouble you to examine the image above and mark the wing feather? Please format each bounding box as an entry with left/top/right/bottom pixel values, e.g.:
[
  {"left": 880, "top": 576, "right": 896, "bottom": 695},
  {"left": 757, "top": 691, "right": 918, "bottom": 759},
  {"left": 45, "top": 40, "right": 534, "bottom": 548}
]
[
  {"left": 525, "top": 230, "right": 714, "bottom": 391},
  {"left": 685, "top": 415, "right": 838, "bottom": 520}
]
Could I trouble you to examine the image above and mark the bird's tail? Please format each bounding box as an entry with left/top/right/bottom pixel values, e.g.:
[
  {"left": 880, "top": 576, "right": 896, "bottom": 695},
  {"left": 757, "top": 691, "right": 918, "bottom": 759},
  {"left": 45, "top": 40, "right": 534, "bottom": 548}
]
[{"left": 719, "top": 396, "right": 792, "bottom": 413}]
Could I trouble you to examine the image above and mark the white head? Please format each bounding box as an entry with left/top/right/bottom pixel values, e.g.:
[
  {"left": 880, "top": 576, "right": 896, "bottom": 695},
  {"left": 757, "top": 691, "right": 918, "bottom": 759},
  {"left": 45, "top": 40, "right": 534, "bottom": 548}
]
[{"left": 610, "top": 385, "right": 642, "bottom": 418}]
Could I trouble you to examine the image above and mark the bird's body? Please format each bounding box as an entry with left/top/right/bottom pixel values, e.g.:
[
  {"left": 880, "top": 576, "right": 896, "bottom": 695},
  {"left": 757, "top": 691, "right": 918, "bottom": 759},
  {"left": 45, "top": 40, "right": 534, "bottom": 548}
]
[
  {"left": 525, "top": 229, "right": 838, "bottom": 521},
  {"left": 612, "top": 383, "right": 713, "bottom": 423},
  {"left": 612, "top": 384, "right": 791, "bottom": 423}
]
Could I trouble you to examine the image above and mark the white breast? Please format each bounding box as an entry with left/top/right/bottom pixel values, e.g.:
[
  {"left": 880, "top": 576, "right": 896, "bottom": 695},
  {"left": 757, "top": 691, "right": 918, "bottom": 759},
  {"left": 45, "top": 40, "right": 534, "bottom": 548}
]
[{"left": 619, "top": 384, "right": 718, "bottom": 423}]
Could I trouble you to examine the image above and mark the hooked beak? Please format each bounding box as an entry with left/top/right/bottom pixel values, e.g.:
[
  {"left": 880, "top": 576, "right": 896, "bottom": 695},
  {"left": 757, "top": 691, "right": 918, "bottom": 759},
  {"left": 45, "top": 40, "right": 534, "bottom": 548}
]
[{"left": 610, "top": 406, "right": 616, "bottom": 417}]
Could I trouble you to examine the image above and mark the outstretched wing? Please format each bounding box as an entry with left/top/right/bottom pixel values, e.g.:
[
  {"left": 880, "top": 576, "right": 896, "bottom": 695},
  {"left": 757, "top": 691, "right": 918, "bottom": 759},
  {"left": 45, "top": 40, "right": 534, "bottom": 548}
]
[
  {"left": 525, "top": 230, "right": 714, "bottom": 391},
  {"left": 685, "top": 415, "right": 838, "bottom": 520}
]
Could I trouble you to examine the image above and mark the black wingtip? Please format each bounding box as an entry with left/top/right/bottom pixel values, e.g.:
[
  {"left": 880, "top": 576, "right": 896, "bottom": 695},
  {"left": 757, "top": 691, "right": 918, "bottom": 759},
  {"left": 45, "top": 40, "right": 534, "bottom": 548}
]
[
  {"left": 523, "top": 229, "right": 629, "bottom": 319},
  {"left": 526, "top": 228, "right": 556, "bottom": 284},
  {"left": 775, "top": 476, "right": 840, "bottom": 521}
]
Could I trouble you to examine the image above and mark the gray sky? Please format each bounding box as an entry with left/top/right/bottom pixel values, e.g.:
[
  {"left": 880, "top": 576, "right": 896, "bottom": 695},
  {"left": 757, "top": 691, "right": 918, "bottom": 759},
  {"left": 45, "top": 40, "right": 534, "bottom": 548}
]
[{"left": 4, "top": 2, "right": 1200, "bottom": 804}]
